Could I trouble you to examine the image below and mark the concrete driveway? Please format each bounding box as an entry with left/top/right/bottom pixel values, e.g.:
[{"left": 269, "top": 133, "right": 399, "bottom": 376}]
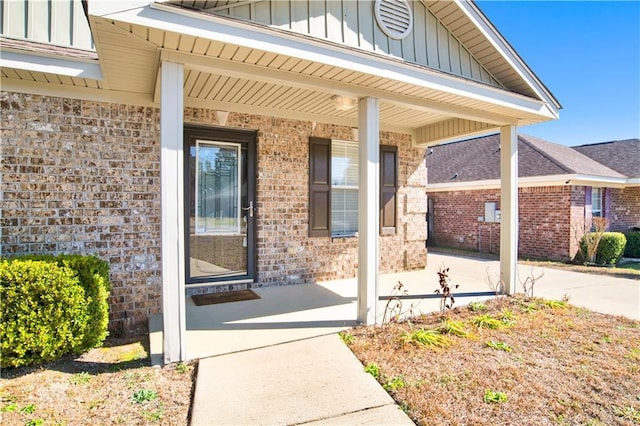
[{"left": 424, "top": 252, "right": 639, "bottom": 320}]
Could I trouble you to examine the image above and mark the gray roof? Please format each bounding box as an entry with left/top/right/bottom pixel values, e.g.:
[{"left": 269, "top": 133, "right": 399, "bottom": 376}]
[
  {"left": 0, "top": 36, "right": 97, "bottom": 59},
  {"left": 426, "top": 133, "right": 626, "bottom": 184},
  {"left": 573, "top": 139, "right": 640, "bottom": 179}
]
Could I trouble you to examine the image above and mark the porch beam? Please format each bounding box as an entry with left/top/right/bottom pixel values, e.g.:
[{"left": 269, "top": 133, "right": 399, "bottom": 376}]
[
  {"left": 499, "top": 125, "right": 518, "bottom": 295},
  {"left": 182, "top": 96, "right": 412, "bottom": 135},
  {"left": 357, "top": 97, "right": 380, "bottom": 325},
  {"left": 160, "top": 60, "right": 187, "bottom": 363}
]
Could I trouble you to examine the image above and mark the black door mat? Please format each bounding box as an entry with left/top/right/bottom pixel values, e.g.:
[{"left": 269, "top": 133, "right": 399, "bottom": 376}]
[{"left": 191, "top": 290, "right": 260, "bottom": 306}]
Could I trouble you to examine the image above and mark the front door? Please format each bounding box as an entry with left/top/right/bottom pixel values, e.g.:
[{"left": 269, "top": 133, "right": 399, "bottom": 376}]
[{"left": 184, "top": 126, "right": 256, "bottom": 284}]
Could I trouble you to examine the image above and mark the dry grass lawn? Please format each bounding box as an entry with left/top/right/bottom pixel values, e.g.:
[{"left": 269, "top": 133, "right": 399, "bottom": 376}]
[
  {"left": 346, "top": 295, "right": 640, "bottom": 426},
  {"left": 0, "top": 337, "right": 196, "bottom": 425}
]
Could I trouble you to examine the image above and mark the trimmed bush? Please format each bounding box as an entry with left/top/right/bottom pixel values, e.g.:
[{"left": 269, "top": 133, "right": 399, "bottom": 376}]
[
  {"left": 0, "top": 259, "right": 90, "bottom": 368},
  {"left": 623, "top": 231, "right": 640, "bottom": 258},
  {"left": 23, "top": 254, "right": 110, "bottom": 349},
  {"left": 580, "top": 232, "right": 627, "bottom": 265}
]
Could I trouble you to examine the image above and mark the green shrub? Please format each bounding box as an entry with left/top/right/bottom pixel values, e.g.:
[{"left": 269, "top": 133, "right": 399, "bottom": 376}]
[
  {"left": 623, "top": 231, "right": 640, "bottom": 258},
  {"left": 22, "top": 254, "right": 110, "bottom": 349},
  {"left": 580, "top": 232, "right": 627, "bottom": 265},
  {"left": 0, "top": 260, "right": 90, "bottom": 368}
]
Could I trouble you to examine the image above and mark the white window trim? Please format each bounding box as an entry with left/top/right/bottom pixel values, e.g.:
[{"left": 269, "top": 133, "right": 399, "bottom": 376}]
[
  {"left": 331, "top": 139, "right": 359, "bottom": 237},
  {"left": 591, "top": 187, "right": 603, "bottom": 217}
]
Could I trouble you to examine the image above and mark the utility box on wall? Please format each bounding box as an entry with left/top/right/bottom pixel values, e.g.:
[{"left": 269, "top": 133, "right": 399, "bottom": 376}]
[{"left": 484, "top": 202, "right": 497, "bottom": 223}]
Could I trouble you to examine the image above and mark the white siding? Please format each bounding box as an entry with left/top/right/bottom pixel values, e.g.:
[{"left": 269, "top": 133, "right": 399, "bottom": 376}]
[
  {"left": 416, "top": 118, "right": 496, "bottom": 146},
  {"left": 1, "top": 0, "right": 93, "bottom": 50},
  {"left": 211, "top": 0, "right": 503, "bottom": 88}
]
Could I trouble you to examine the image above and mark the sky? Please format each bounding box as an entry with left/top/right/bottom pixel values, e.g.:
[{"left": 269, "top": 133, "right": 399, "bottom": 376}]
[{"left": 476, "top": 1, "right": 640, "bottom": 147}]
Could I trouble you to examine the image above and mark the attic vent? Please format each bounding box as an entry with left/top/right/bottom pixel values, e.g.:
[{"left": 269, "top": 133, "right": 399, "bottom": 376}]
[{"left": 374, "top": 0, "right": 413, "bottom": 40}]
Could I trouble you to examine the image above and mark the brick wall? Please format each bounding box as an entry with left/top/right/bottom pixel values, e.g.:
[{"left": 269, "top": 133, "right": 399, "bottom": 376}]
[
  {"left": 569, "top": 186, "right": 587, "bottom": 260},
  {"left": 427, "top": 186, "right": 573, "bottom": 261},
  {"left": 1, "top": 91, "right": 427, "bottom": 331},
  {"left": 1, "top": 92, "right": 162, "bottom": 334},
  {"left": 609, "top": 187, "right": 640, "bottom": 231}
]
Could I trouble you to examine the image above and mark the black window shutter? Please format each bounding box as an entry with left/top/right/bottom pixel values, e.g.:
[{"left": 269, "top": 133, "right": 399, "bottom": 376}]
[
  {"left": 309, "top": 137, "right": 331, "bottom": 237},
  {"left": 380, "top": 145, "right": 398, "bottom": 231}
]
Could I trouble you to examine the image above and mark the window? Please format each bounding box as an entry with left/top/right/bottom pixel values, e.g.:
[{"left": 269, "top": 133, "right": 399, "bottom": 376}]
[
  {"left": 309, "top": 137, "right": 397, "bottom": 237},
  {"left": 331, "top": 140, "right": 359, "bottom": 236},
  {"left": 591, "top": 187, "right": 602, "bottom": 217}
]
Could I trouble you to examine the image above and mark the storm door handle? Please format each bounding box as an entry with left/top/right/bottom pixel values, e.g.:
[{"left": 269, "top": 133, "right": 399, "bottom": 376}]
[{"left": 242, "top": 201, "right": 254, "bottom": 218}]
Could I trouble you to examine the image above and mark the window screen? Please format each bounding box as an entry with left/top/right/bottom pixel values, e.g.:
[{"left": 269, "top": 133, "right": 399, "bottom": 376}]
[{"left": 331, "top": 140, "right": 359, "bottom": 236}]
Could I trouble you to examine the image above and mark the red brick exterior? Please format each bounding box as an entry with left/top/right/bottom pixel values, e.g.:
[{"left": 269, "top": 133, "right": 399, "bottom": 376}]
[
  {"left": 609, "top": 187, "right": 640, "bottom": 231},
  {"left": 1, "top": 91, "right": 427, "bottom": 332},
  {"left": 428, "top": 184, "right": 640, "bottom": 261},
  {"left": 569, "top": 186, "right": 587, "bottom": 260}
]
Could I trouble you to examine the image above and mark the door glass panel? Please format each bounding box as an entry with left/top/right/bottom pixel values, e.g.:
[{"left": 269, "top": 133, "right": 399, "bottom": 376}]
[{"left": 189, "top": 140, "right": 248, "bottom": 280}]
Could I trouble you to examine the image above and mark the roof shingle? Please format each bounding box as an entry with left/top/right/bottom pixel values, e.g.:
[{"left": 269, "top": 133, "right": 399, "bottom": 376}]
[
  {"left": 426, "top": 133, "right": 627, "bottom": 185},
  {"left": 573, "top": 139, "right": 640, "bottom": 179}
]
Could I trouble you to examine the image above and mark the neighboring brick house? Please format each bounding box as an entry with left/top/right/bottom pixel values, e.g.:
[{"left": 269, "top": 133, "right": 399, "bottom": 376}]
[
  {"left": 426, "top": 135, "right": 639, "bottom": 261},
  {"left": 574, "top": 140, "right": 640, "bottom": 231},
  {"left": 1, "top": 0, "right": 561, "bottom": 362}
]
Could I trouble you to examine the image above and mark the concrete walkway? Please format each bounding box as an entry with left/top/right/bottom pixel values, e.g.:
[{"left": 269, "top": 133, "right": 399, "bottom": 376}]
[
  {"left": 190, "top": 334, "right": 414, "bottom": 425},
  {"left": 150, "top": 252, "right": 639, "bottom": 425}
]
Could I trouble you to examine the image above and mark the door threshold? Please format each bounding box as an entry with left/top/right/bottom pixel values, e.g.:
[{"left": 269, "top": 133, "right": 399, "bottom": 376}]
[
  {"left": 187, "top": 279, "right": 254, "bottom": 288},
  {"left": 186, "top": 280, "right": 255, "bottom": 296}
]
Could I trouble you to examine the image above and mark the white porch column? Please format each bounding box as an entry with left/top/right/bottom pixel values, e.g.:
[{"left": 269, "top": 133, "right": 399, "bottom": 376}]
[
  {"left": 357, "top": 97, "right": 380, "bottom": 324},
  {"left": 500, "top": 125, "right": 518, "bottom": 295},
  {"left": 160, "top": 61, "right": 186, "bottom": 363}
]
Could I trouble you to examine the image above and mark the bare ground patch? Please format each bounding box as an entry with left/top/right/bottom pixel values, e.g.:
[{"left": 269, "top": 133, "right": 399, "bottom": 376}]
[
  {"left": 0, "top": 336, "right": 196, "bottom": 425},
  {"left": 346, "top": 296, "right": 640, "bottom": 425}
]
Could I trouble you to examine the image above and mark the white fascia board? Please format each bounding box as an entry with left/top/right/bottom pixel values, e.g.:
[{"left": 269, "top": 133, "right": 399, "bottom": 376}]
[
  {"left": 98, "top": 3, "right": 555, "bottom": 121},
  {"left": 458, "top": 0, "right": 561, "bottom": 114},
  {"left": 0, "top": 49, "right": 103, "bottom": 80},
  {"left": 425, "top": 177, "right": 566, "bottom": 192},
  {"left": 571, "top": 174, "right": 628, "bottom": 187},
  {"left": 626, "top": 178, "right": 640, "bottom": 186},
  {"left": 425, "top": 174, "right": 628, "bottom": 192}
]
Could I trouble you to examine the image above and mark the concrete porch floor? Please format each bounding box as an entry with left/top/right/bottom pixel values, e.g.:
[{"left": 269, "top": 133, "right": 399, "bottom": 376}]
[
  {"left": 149, "top": 252, "right": 500, "bottom": 363},
  {"left": 149, "top": 252, "right": 639, "bottom": 363}
]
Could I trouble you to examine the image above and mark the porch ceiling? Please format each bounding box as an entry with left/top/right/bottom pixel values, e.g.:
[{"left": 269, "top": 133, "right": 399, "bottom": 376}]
[{"left": 179, "top": 68, "right": 448, "bottom": 130}]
